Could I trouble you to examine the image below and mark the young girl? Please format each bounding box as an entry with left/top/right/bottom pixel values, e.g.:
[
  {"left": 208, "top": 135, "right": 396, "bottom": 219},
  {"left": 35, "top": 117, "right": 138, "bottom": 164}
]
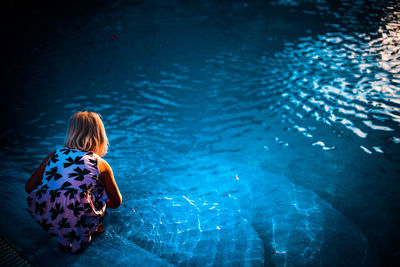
[{"left": 25, "top": 111, "right": 122, "bottom": 253}]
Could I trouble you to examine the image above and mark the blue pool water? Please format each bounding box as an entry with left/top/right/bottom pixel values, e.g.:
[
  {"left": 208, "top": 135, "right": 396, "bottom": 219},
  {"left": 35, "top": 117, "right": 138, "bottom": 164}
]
[{"left": 1, "top": 0, "right": 400, "bottom": 266}]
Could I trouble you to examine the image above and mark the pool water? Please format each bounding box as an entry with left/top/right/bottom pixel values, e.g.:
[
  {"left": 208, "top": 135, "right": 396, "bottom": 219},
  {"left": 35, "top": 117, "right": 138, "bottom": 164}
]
[{"left": 1, "top": 0, "right": 400, "bottom": 266}]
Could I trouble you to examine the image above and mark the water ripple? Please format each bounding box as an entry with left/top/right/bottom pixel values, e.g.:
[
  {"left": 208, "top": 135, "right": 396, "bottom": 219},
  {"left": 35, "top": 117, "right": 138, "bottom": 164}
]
[{"left": 2, "top": 0, "right": 400, "bottom": 265}]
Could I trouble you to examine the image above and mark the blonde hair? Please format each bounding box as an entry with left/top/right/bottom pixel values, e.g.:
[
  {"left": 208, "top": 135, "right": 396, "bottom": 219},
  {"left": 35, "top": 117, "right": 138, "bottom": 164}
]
[{"left": 64, "top": 111, "right": 109, "bottom": 157}]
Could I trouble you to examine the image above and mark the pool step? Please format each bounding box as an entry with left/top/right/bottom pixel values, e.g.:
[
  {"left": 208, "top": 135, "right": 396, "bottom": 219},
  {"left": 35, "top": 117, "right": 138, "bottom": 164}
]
[{"left": 0, "top": 238, "right": 36, "bottom": 267}]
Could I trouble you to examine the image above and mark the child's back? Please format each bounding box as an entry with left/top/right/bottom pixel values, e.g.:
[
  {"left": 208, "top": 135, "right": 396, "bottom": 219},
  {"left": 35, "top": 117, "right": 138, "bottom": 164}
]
[{"left": 27, "top": 147, "right": 108, "bottom": 252}]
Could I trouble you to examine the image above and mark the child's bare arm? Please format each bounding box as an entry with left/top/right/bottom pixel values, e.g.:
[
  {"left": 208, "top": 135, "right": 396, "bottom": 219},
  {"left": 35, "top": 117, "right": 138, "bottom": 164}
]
[
  {"left": 25, "top": 151, "right": 56, "bottom": 194},
  {"left": 98, "top": 158, "right": 122, "bottom": 209}
]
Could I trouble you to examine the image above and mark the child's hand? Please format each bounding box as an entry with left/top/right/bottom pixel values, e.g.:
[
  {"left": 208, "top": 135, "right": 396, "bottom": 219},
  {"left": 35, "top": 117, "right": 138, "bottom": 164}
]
[{"left": 106, "top": 198, "right": 121, "bottom": 209}]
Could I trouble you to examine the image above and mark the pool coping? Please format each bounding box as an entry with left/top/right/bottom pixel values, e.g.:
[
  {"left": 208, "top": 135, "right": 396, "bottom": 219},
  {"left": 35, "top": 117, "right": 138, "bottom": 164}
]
[{"left": 0, "top": 237, "right": 37, "bottom": 267}]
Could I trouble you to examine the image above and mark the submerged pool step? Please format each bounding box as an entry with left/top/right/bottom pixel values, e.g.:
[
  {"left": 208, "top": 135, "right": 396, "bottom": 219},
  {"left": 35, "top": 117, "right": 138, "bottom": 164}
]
[{"left": 0, "top": 238, "right": 36, "bottom": 267}]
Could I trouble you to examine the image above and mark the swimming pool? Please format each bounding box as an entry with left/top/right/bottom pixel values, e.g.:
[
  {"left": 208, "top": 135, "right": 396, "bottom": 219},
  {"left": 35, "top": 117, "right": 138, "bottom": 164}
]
[{"left": 1, "top": 0, "right": 400, "bottom": 266}]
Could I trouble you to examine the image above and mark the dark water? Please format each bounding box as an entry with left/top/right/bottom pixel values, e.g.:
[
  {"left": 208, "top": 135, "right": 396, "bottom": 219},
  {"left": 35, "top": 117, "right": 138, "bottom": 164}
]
[{"left": 1, "top": 0, "right": 400, "bottom": 266}]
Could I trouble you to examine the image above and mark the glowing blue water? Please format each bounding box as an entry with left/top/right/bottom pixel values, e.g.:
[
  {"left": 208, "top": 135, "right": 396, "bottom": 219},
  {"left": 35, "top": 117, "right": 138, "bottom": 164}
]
[{"left": 1, "top": 0, "right": 399, "bottom": 266}]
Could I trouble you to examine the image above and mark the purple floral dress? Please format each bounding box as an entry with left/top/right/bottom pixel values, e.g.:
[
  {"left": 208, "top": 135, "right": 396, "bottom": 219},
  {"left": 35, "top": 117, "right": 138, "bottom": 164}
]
[{"left": 27, "top": 147, "right": 108, "bottom": 252}]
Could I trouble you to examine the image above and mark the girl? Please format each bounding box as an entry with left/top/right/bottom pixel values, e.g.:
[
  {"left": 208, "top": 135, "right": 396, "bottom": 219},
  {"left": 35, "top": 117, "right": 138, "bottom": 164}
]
[{"left": 25, "top": 111, "right": 122, "bottom": 253}]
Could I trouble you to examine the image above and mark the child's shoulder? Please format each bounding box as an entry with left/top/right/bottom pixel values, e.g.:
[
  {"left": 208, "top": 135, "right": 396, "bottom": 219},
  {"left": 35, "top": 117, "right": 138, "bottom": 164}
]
[{"left": 97, "top": 157, "right": 112, "bottom": 173}]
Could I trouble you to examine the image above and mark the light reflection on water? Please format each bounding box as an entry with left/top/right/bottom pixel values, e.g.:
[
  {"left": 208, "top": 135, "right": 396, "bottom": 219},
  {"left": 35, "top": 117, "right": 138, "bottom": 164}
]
[{"left": 1, "top": 0, "right": 400, "bottom": 266}]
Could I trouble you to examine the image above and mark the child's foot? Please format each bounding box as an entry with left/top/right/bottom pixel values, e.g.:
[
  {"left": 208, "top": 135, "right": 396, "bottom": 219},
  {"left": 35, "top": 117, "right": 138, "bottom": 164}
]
[{"left": 93, "top": 224, "right": 106, "bottom": 237}]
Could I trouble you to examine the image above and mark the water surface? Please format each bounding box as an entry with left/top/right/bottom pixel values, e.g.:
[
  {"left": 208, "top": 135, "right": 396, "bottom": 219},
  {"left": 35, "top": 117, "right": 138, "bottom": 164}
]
[{"left": 1, "top": 0, "right": 400, "bottom": 266}]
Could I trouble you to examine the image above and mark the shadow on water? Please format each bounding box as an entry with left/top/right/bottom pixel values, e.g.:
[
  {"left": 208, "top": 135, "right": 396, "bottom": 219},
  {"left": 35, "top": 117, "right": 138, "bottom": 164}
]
[{"left": 1, "top": 0, "right": 400, "bottom": 266}]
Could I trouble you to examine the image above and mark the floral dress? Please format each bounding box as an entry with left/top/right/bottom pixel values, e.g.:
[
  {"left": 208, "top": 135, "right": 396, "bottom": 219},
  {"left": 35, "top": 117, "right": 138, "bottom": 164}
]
[{"left": 27, "top": 147, "right": 108, "bottom": 253}]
